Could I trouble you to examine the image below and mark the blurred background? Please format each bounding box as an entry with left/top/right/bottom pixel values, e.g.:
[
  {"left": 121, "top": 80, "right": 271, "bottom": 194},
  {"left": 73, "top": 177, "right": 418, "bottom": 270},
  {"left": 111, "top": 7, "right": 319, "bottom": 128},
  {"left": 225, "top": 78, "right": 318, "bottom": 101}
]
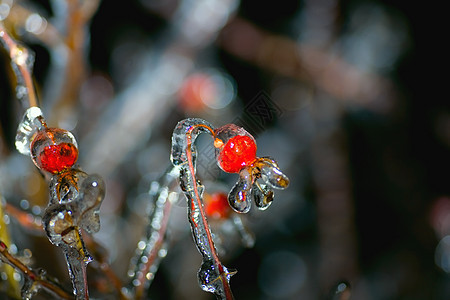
[{"left": 0, "top": 0, "right": 446, "bottom": 299}]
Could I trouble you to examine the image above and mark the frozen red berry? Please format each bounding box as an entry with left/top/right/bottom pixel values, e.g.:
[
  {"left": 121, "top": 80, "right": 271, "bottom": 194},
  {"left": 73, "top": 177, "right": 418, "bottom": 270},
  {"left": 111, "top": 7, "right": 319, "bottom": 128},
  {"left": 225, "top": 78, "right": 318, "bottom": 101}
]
[
  {"left": 36, "top": 143, "right": 78, "bottom": 173},
  {"left": 216, "top": 135, "right": 257, "bottom": 173},
  {"left": 205, "top": 192, "right": 231, "bottom": 219},
  {"left": 31, "top": 128, "right": 78, "bottom": 173}
]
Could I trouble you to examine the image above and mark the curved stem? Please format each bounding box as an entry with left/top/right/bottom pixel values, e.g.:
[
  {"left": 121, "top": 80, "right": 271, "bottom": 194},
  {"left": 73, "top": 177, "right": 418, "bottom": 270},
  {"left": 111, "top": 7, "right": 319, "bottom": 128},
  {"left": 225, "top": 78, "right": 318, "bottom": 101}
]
[{"left": 185, "top": 125, "right": 234, "bottom": 300}]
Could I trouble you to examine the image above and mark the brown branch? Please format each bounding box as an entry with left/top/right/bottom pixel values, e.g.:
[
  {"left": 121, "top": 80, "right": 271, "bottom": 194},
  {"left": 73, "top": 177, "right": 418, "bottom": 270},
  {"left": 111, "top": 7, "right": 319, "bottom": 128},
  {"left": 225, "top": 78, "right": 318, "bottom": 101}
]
[
  {"left": 0, "top": 240, "right": 73, "bottom": 299},
  {"left": 0, "top": 23, "right": 38, "bottom": 107},
  {"left": 4, "top": 203, "right": 43, "bottom": 233},
  {"left": 218, "top": 17, "right": 397, "bottom": 113}
]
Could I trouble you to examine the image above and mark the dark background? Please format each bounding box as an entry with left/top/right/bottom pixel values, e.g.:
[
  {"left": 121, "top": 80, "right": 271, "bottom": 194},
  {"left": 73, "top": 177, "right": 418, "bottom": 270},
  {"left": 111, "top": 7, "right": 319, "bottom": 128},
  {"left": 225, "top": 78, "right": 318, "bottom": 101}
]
[{"left": 1, "top": 0, "right": 446, "bottom": 299}]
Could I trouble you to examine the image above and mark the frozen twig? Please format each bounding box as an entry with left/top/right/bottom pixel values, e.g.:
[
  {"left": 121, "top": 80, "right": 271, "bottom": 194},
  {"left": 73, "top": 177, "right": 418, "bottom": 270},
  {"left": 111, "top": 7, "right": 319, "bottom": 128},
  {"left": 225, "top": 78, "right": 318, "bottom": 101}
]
[
  {"left": 126, "top": 166, "right": 179, "bottom": 299},
  {"left": 0, "top": 197, "right": 21, "bottom": 298},
  {"left": 0, "top": 240, "right": 73, "bottom": 299},
  {"left": 0, "top": 22, "right": 38, "bottom": 107},
  {"left": 4, "top": 203, "right": 43, "bottom": 234},
  {"left": 218, "top": 17, "right": 397, "bottom": 113},
  {"left": 171, "top": 119, "right": 235, "bottom": 300}
]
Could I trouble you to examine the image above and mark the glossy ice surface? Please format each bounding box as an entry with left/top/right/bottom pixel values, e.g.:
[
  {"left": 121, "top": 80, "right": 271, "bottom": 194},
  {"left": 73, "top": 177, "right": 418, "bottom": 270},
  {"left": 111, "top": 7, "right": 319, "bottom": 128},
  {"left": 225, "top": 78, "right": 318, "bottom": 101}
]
[{"left": 30, "top": 128, "right": 78, "bottom": 174}]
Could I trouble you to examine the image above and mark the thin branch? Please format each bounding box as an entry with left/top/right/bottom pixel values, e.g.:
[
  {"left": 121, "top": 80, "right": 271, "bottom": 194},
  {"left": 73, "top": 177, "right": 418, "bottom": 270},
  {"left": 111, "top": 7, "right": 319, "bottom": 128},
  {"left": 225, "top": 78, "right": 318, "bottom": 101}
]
[
  {"left": 0, "top": 22, "right": 38, "bottom": 107},
  {"left": 0, "top": 240, "right": 73, "bottom": 299},
  {"left": 83, "top": 233, "right": 127, "bottom": 300}
]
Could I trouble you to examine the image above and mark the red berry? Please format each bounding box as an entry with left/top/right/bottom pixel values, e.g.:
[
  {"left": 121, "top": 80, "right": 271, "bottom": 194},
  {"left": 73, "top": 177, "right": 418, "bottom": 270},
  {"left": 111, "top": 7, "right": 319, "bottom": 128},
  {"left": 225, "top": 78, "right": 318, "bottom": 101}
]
[
  {"left": 205, "top": 192, "right": 231, "bottom": 219},
  {"left": 36, "top": 143, "right": 78, "bottom": 174},
  {"left": 178, "top": 73, "right": 216, "bottom": 112},
  {"left": 31, "top": 128, "right": 79, "bottom": 174},
  {"left": 217, "top": 135, "right": 257, "bottom": 173}
]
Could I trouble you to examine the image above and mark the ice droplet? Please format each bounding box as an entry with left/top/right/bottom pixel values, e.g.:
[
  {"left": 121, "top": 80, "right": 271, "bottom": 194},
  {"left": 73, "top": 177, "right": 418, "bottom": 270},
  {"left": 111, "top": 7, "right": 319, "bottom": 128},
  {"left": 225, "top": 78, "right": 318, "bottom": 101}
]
[
  {"left": 198, "top": 259, "right": 221, "bottom": 293},
  {"left": 15, "top": 107, "right": 44, "bottom": 155},
  {"left": 228, "top": 168, "right": 252, "bottom": 213},
  {"left": 252, "top": 181, "right": 274, "bottom": 211},
  {"left": 198, "top": 259, "right": 235, "bottom": 295},
  {"left": 259, "top": 158, "right": 289, "bottom": 189},
  {"left": 77, "top": 174, "right": 105, "bottom": 233}
]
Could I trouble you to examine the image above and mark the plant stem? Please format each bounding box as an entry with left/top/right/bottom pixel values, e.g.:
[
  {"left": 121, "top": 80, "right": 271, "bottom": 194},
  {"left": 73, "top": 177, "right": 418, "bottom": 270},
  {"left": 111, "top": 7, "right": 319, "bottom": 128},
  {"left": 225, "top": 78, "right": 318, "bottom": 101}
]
[
  {"left": 0, "top": 240, "right": 73, "bottom": 299},
  {"left": 0, "top": 23, "right": 38, "bottom": 108},
  {"left": 184, "top": 124, "right": 234, "bottom": 300}
]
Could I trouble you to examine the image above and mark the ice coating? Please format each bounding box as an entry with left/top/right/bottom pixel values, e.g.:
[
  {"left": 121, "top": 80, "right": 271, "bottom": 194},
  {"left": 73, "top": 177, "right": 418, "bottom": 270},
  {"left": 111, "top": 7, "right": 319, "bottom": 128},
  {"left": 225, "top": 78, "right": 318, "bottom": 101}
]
[
  {"left": 171, "top": 118, "right": 215, "bottom": 167},
  {"left": 251, "top": 181, "right": 274, "bottom": 210},
  {"left": 43, "top": 169, "right": 105, "bottom": 299},
  {"left": 198, "top": 259, "right": 235, "bottom": 295},
  {"left": 77, "top": 174, "right": 105, "bottom": 233},
  {"left": 0, "top": 28, "right": 38, "bottom": 106},
  {"left": 30, "top": 128, "right": 79, "bottom": 174},
  {"left": 171, "top": 119, "right": 235, "bottom": 299},
  {"left": 214, "top": 124, "right": 257, "bottom": 173},
  {"left": 50, "top": 170, "right": 85, "bottom": 205},
  {"left": 258, "top": 157, "right": 290, "bottom": 189},
  {"left": 228, "top": 168, "right": 252, "bottom": 213},
  {"left": 22, "top": 275, "right": 40, "bottom": 300},
  {"left": 228, "top": 156, "right": 289, "bottom": 213},
  {"left": 15, "top": 107, "right": 45, "bottom": 155}
]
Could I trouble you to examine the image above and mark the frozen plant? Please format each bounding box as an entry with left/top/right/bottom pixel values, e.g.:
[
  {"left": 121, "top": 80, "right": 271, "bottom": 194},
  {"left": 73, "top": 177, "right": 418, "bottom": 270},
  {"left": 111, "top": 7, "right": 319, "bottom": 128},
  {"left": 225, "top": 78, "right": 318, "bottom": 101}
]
[
  {"left": 15, "top": 106, "right": 105, "bottom": 299},
  {"left": 171, "top": 118, "right": 289, "bottom": 299}
]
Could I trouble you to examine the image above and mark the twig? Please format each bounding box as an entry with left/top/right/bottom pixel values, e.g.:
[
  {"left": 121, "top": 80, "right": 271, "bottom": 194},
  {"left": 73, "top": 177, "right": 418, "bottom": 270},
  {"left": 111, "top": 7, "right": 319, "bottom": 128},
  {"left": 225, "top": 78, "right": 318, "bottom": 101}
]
[
  {"left": 218, "top": 17, "right": 397, "bottom": 113},
  {"left": 0, "top": 22, "right": 38, "bottom": 107},
  {"left": 171, "top": 119, "right": 235, "bottom": 300},
  {"left": 4, "top": 203, "right": 43, "bottom": 233},
  {"left": 0, "top": 240, "right": 73, "bottom": 299},
  {"left": 0, "top": 198, "right": 21, "bottom": 298}
]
